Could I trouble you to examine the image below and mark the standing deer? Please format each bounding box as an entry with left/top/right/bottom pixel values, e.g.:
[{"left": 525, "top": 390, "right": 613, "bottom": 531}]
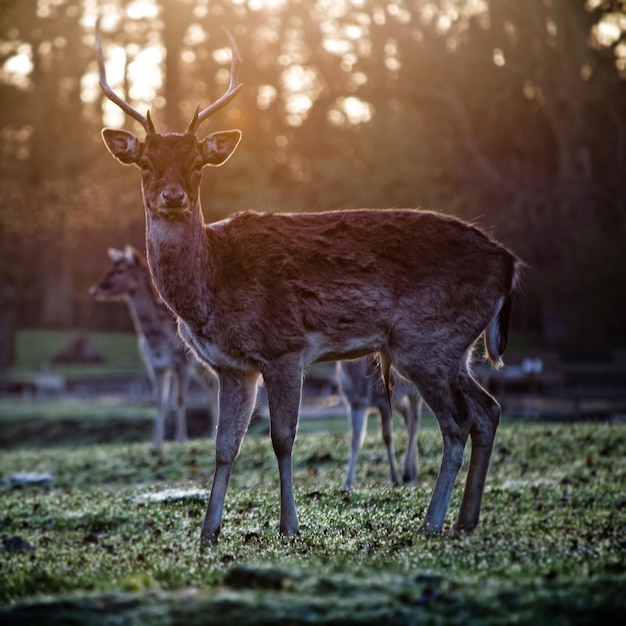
[
  {"left": 95, "top": 21, "right": 523, "bottom": 544},
  {"left": 90, "top": 245, "right": 218, "bottom": 446},
  {"left": 338, "top": 358, "right": 422, "bottom": 490}
]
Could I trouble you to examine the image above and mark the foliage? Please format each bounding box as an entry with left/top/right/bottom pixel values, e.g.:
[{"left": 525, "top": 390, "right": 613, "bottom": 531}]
[
  {"left": 0, "top": 418, "right": 625, "bottom": 623},
  {"left": 1, "top": 1, "right": 626, "bottom": 355}
]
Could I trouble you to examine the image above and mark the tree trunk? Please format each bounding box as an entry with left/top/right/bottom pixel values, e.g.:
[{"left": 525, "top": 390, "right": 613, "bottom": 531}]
[
  {"left": 161, "top": 2, "right": 193, "bottom": 132},
  {"left": 40, "top": 213, "right": 74, "bottom": 328}
]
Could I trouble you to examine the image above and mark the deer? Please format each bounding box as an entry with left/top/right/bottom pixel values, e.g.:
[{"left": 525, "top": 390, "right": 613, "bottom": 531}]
[
  {"left": 338, "top": 357, "right": 422, "bottom": 491},
  {"left": 90, "top": 245, "right": 218, "bottom": 446},
  {"left": 95, "top": 20, "right": 524, "bottom": 545}
]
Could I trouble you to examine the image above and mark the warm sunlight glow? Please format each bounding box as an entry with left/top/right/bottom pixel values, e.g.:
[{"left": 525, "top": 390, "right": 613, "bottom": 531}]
[
  {"left": 590, "top": 10, "right": 626, "bottom": 74},
  {"left": 328, "top": 96, "right": 372, "bottom": 127},
  {"left": 343, "top": 96, "right": 372, "bottom": 124},
  {"left": 594, "top": 18, "right": 622, "bottom": 47},
  {"left": 281, "top": 64, "right": 321, "bottom": 126},
  {"left": 1, "top": 52, "right": 33, "bottom": 89},
  {"left": 257, "top": 84, "right": 278, "bottom": 110},
  {"left": 248, "top": 0, "right": 288, "bottom": 11},
  {"left": 126, "top": 0, "right": 158, "bottom": 20},
  {"left": 128, "top": 46, "right": 163, "bottom": 103},
  {"left": 96, "top": 42, "right": 161, "bottom": 128},
  {"left": 493, "top": 48, "right": 505, "bottom": 67}
]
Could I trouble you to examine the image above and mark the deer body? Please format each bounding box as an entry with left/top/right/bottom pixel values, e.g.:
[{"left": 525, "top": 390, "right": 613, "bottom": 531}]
[
  {"left": 338, "top": 358, "right": 422, "bottom": 490},
  {"left": 148, "top": 208, "right": 510, "bottom": 368},
  {"left": 90, "top": 246, "right": 218, "bottom": 445},
  {"left": 141, "top": 203, "right": 520, "bottom": 542},
  {"left": 96, "top": 21, "right": 523, "bottom": 544}
]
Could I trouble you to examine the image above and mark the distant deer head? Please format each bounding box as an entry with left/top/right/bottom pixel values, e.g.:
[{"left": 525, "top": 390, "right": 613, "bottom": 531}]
[
  {"left": 96, "top": 18, "right": 243, "bottom": 220},
  {"left": 89, "top": 246, "right": 145, "bottom": 300}
]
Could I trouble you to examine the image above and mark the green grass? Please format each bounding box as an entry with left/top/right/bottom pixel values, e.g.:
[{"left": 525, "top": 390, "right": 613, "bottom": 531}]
[
  {"left": 0, "top": 398, "right": 156, "bottom": 448},
  {"left": 12, "top": 330, "right": 141, "bottom": 369},
  {"left": 0, "top": 399, "right": 154, "bottom": 421},
  {"left": 7, "top": 329, "right": 144, "bottom": 381},
  {"left": 2, "top": 329, "right": 625, "bottom": 622},
  {"left": 1, "top": 415, "right": 625, "bottom": 624}
]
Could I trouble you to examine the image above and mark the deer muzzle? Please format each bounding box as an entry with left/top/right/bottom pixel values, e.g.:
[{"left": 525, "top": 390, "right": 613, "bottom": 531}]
[
  {"left": 89, "top": 284, "right": 109, "bottom": 301},
  {"left": 159, "top": 186, "right": 189, "bottom": 210},
  {"left": 156, "top": 185, "right": 190, "bottom": 217}
]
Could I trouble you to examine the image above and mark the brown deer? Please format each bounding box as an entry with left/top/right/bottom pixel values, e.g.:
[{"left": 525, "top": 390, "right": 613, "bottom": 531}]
[
  {"left": 338, "top": 358, "right": 422, "bottom": 490},
  {"left": 90, "top": 246, "right": 218, "bottom": 445},
  {"left": 95, "top": 20, "right": 524, "bottom": 544}
]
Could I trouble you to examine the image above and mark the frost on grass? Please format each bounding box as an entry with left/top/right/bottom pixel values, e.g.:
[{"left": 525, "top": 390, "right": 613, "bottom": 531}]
[
  {"left": 131, "top": 488, "right": 209, "bottom": 504},
  {"left": 0, "top": 472, "right": 55, "bottom": 488},
  {"left": 500, "top": 478, "right": 555, "bottom": 490}
]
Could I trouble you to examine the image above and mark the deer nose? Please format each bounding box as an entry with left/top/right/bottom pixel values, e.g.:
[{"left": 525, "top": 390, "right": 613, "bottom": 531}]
[{"left": 160, "top": 187, "right": 188, "bottom": 208}]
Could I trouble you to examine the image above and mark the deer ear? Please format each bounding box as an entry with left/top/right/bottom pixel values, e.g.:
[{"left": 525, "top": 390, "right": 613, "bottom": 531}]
[
  {"left": 200, "top": 130, "right": 242, "bottom": 166},
  {"left": 101, "top": 129, "right": 142, "bottom": 165},
  {"left": 124, "top": 245, "right": 136, "bottom": 264},
  {"left": 107, "top": 247, "right": 124, "bottom": 262}
]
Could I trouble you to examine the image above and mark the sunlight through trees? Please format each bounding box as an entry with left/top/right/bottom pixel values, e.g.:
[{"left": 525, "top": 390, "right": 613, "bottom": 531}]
[{"left": 1, "top": 0, "right": 625, "bottom": 357}]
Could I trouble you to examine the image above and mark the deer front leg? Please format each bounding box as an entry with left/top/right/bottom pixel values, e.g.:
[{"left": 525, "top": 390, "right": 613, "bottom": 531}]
[
  {"left": 173, "top": 368, "right": 191, "bottom": 443},
  {"left": 343, "top": 405, "right": 368, "bottom": 490},
  {"left": 262, "top": 358, "right": 303, "bottom": 537},
  {"left": 152, "top": 368, "right": 171, "bottom": 447},
  {"left": 200, "top": 370, "right": 260, "bottom": 545}
]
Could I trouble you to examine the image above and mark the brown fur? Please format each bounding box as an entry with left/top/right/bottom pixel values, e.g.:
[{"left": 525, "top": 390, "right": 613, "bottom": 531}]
[
  {"left": 338, "top": 357, "right": 422, "bottom": 490},
  {"left": 97, "top": 30, "right": 523, "bottom": 545},
  {"left": 90, "top": 246, "right": 218, "bottom": 445}
]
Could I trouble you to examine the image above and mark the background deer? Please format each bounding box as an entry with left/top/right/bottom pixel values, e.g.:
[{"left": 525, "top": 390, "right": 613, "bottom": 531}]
[
  {"left": 95, "top": 20, "right": 523, "bottom": 544},
  {"left": 90, "top": 246, "right": 218, "bottom": 446},
  {"left": 338, "top": 357, "right": 422, "bottom": 491}
]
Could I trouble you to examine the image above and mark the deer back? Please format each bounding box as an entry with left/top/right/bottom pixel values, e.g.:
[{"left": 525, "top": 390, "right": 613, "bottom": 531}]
[{"left": 165, "top": 208, "right": 520, "bottom": 371}]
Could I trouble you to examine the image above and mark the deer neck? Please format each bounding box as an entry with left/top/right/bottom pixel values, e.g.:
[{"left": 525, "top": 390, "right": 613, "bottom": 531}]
[
  {"left": 144, "top": 202, "right": 213, "bottom": 330},
  {"left": 123, "top": 275, "right": 165, "bottom": 340}
]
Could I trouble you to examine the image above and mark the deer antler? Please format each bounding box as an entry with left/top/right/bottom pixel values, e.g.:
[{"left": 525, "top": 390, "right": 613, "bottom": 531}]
[
  {"left": 95, "top": 17, "right": 155, "bottom": 134},
  {"left": 187, "top": 28, "right": 243, "bottom": 134}
]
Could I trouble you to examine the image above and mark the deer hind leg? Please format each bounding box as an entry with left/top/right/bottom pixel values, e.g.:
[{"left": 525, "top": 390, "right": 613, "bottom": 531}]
[
  {"left": 262, "top": 357, "right": 304, "bottom": 537},
  {"left": 451, "top": 370, "right": 501, "bottom": 533},
  {"left": 201, "top": 370, "right": 260, "bottom": 545},
  {"left": 343, "top": 404, "right": 369, "bottom": 490},
  {"left": 377, "top": 399, "right": 402, "bottom": 486},
  {"left": 397, "top": 362, "right": 470, "bottom": 533},
  {"left": 398, "top": 388, "right": 422, "bottom": 483}
]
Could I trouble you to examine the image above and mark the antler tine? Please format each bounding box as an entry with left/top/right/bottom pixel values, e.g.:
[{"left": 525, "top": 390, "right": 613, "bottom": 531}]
[
  {"left": 95, "top": 17, "right": 153, "bottom": 134},
  {"left": 187, "top": 28, "right": 243, "bottom": 134}
]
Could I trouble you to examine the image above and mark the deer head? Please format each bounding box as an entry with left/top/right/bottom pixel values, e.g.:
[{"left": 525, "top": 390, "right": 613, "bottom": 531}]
[
  {"left": 89, "top": 246, "right": 145, "bottom": 300},
  {"left": 95, "top": 18, "right": 243, "bottom": 220}
]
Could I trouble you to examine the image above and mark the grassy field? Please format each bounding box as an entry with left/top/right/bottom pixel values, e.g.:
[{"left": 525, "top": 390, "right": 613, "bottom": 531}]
[
  {"left": 1, "top": 408, "right": 625, "bottom": 624},
  {"left": 11, "top": 330, "right": 142, "bottom": 370}
]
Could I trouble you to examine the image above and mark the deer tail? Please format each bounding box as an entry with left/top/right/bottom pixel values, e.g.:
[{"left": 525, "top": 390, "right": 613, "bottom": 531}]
[
  {"left": 484, "top": 295, "right": 511, "bottom": 369},
  {"left": 484, "top": 260, "right": 523, "bottom": 368}
]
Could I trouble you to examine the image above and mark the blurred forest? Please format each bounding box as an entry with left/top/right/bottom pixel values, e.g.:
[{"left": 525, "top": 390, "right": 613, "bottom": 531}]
[{"left": 1, "top": 0, "right": 625, "bottom": 362}]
